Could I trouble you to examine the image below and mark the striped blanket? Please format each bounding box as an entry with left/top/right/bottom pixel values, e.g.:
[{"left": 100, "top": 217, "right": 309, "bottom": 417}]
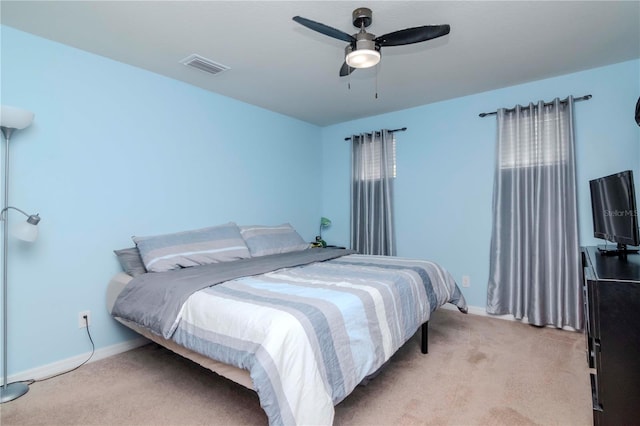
[{"left": 166, "top": 253, "right": 467, "bottom": 425}]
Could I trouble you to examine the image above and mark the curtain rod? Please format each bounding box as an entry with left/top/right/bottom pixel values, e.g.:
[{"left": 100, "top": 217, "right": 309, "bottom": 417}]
[
  {"left": 344, "top": 127, "right": 407, "bottom": 141},
  {"left": 478, "top": 94, "right": 592, "bottom": 118}
]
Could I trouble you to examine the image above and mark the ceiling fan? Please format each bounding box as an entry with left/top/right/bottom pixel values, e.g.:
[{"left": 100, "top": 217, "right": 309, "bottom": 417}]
[{"left": 293, "top": 7, "right": 450, "bottom": 77}]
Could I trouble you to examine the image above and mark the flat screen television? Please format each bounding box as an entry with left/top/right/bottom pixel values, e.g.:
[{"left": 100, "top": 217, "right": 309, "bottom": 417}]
[{"left": 589, "top": 170, "right": 640, "bottom": 255}]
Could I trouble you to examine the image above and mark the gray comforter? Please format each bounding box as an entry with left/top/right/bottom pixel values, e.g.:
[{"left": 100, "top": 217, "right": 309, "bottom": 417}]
[{"left": 112, "top": 248, "right": 354, "bottom": 338}]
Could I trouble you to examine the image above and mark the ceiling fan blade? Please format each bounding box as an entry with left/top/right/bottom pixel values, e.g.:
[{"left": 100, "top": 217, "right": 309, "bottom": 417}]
[
  {"left": 375, "top": 24, "right": 450, "bottom": 47},
  {"left": 293, "top": 16, "right": 355, "bottom": 43},
  {"left": 339, "top": 62, "right": 356, "bottom": 77}
]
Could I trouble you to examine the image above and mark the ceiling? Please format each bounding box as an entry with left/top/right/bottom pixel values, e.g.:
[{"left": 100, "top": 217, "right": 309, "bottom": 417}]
[{"left": 2, "top": 1, "right": 639, "bottom": 126}]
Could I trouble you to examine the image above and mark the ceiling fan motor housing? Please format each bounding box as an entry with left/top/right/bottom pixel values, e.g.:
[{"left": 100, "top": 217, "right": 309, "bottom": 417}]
[
  {"left": 352, "top": 7, "right": 373, "bottom": 28},
  {"left": 354, "top": 32, "right": 379, "bottom": 52}
]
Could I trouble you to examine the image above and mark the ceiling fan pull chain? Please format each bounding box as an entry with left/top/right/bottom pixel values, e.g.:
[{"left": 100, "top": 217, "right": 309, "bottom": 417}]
[{"left": 375, "top": 64, "right": 379, "bottom": 99}]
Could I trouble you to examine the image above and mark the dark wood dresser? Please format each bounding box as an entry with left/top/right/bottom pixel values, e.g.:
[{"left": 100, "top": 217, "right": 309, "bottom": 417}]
[{"left": 582, "top": 246, "right": 640, "bottom": 425}]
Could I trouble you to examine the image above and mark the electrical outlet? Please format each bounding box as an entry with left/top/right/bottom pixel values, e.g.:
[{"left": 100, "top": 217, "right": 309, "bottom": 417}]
[
  {"left": 462, "top": 275, "right": 471, "bottom": 288},
  {"left": 78, "top": 310, "right": 91, "bottom": 328}
]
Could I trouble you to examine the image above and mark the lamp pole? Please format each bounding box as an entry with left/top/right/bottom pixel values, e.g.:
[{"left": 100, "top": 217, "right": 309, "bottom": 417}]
[
  {"left": 2, "top": 129, "right": 8, "bottom": 391},
  {"left": 0, "top": 105, "right": 35, "bottom": 403},
  {"left": 0, "top": 114, "right": 33, "bottom": 403}
]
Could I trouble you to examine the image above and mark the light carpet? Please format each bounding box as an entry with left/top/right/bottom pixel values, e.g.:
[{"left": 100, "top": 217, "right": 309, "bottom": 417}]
[{"left": 1, "top": 309, "right": 593, "bottom": 425}]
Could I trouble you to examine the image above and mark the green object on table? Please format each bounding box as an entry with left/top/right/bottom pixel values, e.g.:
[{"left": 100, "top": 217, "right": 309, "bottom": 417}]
[
  {"left": 317, "top": 217, "right": 332, "bottom": 247},
  {"left": 320, "top": 217, "right": 332, "bottom": 229}
]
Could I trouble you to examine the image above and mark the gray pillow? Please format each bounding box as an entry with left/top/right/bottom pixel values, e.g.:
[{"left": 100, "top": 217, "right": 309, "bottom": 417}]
[
  {"left": 240, "top": 223, "right": 310, "bottom": 257},
  {"left": 114, "top": 247, "right": 147, "bottom": 277},
  {"left": 133, "top": 222, "right": 251, "bottom": 272}
]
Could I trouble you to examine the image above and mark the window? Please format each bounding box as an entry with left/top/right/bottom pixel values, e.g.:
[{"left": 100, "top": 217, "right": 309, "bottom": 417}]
[
  {"left": 499, "top": 105, "right": 570, "bottom": 169},
  {"left": 354, "top": 133, "right": 396, "bottom": 180}
]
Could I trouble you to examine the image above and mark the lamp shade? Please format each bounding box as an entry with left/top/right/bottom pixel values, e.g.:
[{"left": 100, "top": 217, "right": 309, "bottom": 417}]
[
  {"left": 11, "top": 214, "right": 40, "bottom": 242},
  {"left": 12, "top": 221, "right": 38, "bottom": 242},
  {"left": 0, "top": 106, "right": 35, "bottom": 130},
  {"left": 320, "top": 217, "right": 332, "bottom": 229}
]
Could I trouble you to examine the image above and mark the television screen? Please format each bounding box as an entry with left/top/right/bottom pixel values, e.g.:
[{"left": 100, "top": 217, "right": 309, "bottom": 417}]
[{"left": 589, "top": 170, "right": 639, "bottom": 252}]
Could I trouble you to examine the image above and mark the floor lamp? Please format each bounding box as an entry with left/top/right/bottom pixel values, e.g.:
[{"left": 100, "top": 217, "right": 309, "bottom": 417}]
[{"left": 0, "top": 105, "right": 39, "bottom": 404}]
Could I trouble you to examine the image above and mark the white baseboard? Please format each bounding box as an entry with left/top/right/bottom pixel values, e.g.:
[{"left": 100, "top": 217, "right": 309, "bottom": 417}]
[
  {"left": 9, "top": 336, "right": 149, "bottom": 383},
  {"left": 439, "top": 303, "right": 580, "bottom": 332}
]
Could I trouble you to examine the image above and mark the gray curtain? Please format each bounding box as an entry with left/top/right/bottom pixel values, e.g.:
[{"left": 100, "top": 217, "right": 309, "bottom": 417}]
[
  {"left": 350, "top": 129, "right": 396, "bottom": 255},
  {"left": 487, "top": 97, "right": 582, "bottom": 330}
]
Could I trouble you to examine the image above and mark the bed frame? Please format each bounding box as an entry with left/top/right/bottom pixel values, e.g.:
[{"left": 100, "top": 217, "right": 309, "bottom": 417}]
[{"left": 421, "top": 322, "right": 429, "bottom": 354}]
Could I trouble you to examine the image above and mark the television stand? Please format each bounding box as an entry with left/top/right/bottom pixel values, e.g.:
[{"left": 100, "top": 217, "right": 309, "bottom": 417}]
[
  {"left": 597, "top": 243, "right": 639, "bottom": 256},
  {"left": 582, "top": 247, "right": 640, "bottom": 424}
]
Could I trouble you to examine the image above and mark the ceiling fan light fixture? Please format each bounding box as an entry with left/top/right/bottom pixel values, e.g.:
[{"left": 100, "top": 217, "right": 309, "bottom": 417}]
[
  {"left": 346, "top": 48, "right": 380, "bottom": 69},
  {"left": 345, "top": 36, "right": 380, "bottom": 69}
]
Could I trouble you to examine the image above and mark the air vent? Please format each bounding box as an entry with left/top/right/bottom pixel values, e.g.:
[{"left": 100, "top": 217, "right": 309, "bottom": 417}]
[{"left": 179, "top": 54, "right": 230, "bottom": 76}]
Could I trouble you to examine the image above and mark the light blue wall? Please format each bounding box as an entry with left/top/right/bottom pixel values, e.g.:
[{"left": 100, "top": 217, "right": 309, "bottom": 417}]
[
  {"left": 3, "top": 23, "right": 639, "bottom": 376},
  {"left": 1, "top": 26, "right": 321, "bottom": 375},
  {"left": 321, "top": 59, "right": 640, "bottom": 309}
]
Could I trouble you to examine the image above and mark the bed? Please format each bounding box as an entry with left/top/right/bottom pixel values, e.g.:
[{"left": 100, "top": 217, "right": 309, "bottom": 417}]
[{"left": 107, "top": 223, "right": 467, "bottom": 426}]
